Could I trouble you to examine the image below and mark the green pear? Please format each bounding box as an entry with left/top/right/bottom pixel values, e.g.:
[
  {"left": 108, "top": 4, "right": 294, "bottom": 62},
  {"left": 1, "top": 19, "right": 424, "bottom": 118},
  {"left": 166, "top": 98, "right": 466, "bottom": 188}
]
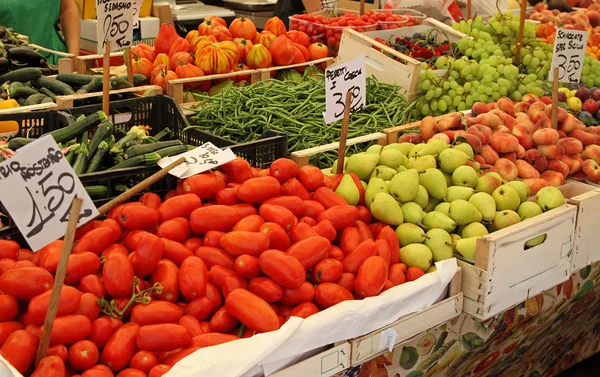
[
  {"left": 486, "top": 172, "right": 505, "bottom": 183},
  {"left": 443, "top": 172, "right": 453, "bottom": 188},
  {"left": 379, "top": 149, "right": 407, "bottom": 169},
  {"left": 492, "top": 185, "right": 521, "bottom": 211},
  {"left": 434, "top": 202, "right": 450, "bottom": 215},
  {"left": 365, "top": 178, "right": 389, "bottom": 208},
  {"left": 421, "top": 212, "right": 457, "bottom": 233},
  {"left": 475, "top": 175, "right": 502, "bottom": 195},
  {"left": 438, "top": 148, "right": 469, "bottom": 174},
  {"left": 424, "top": 197, "right": 441, "bottom": 212},
  {"left": 446, "top": 186, "right": 476, "bottom": 202},
  {"left": 455, "top": 237, "right": 479, "bottom": 260},
  {"left": 427, "top": 139, "right": 450, "bottom": 154},
  {"left": 400, "top": 244, "right": 433, "bottom": 271},
  {"left": 396, "top": 223, "right": 428, "bottom": 245},
  {"left": 449, "top": 199, "right": 482, "bottom": 225},
  {"left": 408, "top": 144, "right": 427, "bottom": 158},
  {"left": 401, "top": 202, "right": 424, "bottom": 225},
  {"left": 427, "top": 266, "right": 438, "bottom": 273},
  {"left": 366, "top": 144, "right": 383, "bottom": 154},
  {"left": 493, "top": 210, "right": 521, "bottom": 230},
  {"left": 525, "top": 234, "right": 547, "bottom": 248},
  {"left": 424, "top": 229, "right": 454, "bottom": 262},
  {"left": 369, "top": 165, "right": 397, "bottom": 181},
  {"left": 535, "top": 187, "right": 565, "bottom": 212},
  {"left": 419, "top": 168, "right": 448, "bottom": 200},
  {"left": 389, "top": 169, "right": 419, "bottom": 203},
  {"left": 453, "top": 142, "right": 474, "bottom": 158},
  {"left": 452, "top": 166, "right": 479, "bottom": 188},
  {"left": 371, "top": 192, "right": 404, "bottom": 226},
  {"left": 414, "top": 185, "right": 429, "bottom": 209},
  {"left": 507, "top": 181, "right": 530, "bottom": 203},
  {"left": 345, "top": 153, "right": 379, "bottom": 180},
  {"left": 396, "top": 165, "right": 408, "bottom": 173},
  {"left": 461, "top": 222, "right": 489, "bottom": 238},
  {"left": 335, "top": 175, "right": 360, "bottom": 206},
  {"left": 416, "top": 143, "right": 438, "bottom": 157},
  {"left": 397, "top": 142, "right": 415, "bottom": 156},
  {"left": 468, "top": 192, "right": 496, "bottom": 222},
  {"left": 517, "top": 201, "right": 543, "bottom": 220},
  {"left": 408, "top": 155, "right": 437, "bottom": 171}
]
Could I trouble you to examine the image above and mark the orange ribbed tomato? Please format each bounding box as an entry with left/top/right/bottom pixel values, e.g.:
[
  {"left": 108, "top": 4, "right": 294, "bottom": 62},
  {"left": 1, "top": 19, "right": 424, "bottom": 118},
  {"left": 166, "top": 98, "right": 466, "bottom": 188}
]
[
  {"left": 185, "top": 30, "right": 199, "bottom": 44},
  {"left": 198, "top": 20, "right": 220, "bottom": 36},
  {"left": 150, "top": 68, "right": 178, "bottom": 92},
  {"left": 175, "top": 63, "right": 211, "bottom": 91},
  {"left": 168, "top": 38, "right": 192, "bottom": 56},
  {"left": 264, "top": 17, "right": 287, "bottom": 36},
  {"left": 229, "top": 17, "right": 258, "bottom": 41},
  {"left": 269, "top": 35, "right": 295, "bottom": 66},
  {"left": 170, "top": 51, "right": 194, "bottom": 70},
  {"left": 153, "top": 53, "right": 170, "bottom": 67},
  {"left": 253, "top": 31, "right": 277, "bottom": 49},
  {"left": 246, "top": 44, "right": 272, "bottom": 69},
  {"left": 286, "top": 31, "right": 311, "bottom": 47},
  {"left": 205, "top": 15, "right": 227, "bottom": 27},
  {"left": 195, "top": 41, "right": 240, "bottom": 75},
  {"left": 234, "top": 38, "right": 253, "bottom": 62},
  {"left": 211, "top": 25, "right": 233, "bottom": 42},
  {"left": 131, "top": 57, "right": 155, "bottom": 79},
  {"left": 231, "top": 63, "right": 252, "bottom": 83},
  {"left": 192, "top": 35, "right": 217, "bottom": 51}
]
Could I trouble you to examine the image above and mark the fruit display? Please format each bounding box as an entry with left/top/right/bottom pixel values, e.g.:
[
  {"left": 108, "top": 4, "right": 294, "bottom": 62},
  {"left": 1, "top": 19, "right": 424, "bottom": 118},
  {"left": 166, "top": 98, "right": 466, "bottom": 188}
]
[
  {"left": 0, "top": 156, "right": 445, "bottom": 376},
  {"left": 187, "top": 74, "right": 415, "bottom": 167},
  {"left": 373, "top": 30, "right": 457, "bottom": 66},
  {"left": 556, "top": 84, "right": 600, "bottom": 123}
]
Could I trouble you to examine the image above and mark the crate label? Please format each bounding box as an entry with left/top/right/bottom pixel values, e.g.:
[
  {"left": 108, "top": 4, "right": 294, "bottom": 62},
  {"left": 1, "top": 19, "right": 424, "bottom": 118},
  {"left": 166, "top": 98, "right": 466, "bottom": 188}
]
[
  {"left": 324, "top": 53, "right": 366, "bottom": 124},
  {"left": 96, "top": 0, "right": 135, "bottom": 53},
  {"left": 0, "top": 136, "right": 98, "bottom": 251},
  {"left": 320, "top": 349, "right": 341, "bottom": 374},
  {"left": 549, "top": 28, "right": 588, "bottom": 83},
  {"left": 378, "top": 328, "right": 397, "bottom": 352},
  {"left": 157, "top": 142, "right": 236, "bottom": 179}
]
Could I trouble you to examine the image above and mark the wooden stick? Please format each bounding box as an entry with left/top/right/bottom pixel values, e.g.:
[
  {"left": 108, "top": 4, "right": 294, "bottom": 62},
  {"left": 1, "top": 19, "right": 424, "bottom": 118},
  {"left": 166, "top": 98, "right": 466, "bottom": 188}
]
[
  {"left": 336, "top": 91, "right": 353, "bottom": 175},
  {"left": 125, "top": 47, "right": 135, "bottom": 86},
  {"left": 467, "top": 0, "right": 472, "bottom": 19},
  {"left": 359, "top": 0, "right": 365, "bottom": 16},
  {"left": 35, "top": 197, "right": 83, "bottom": 366},
  {"left": 97, "top": 157, "right": 186, "bottom": 215},
  {"left": 515, "top": 0, "right": 527, "bottom": 65},
  {"left": 102, "top": 41, "right": 111, "bottom": 115},
  {"left": 552, "top": 67, "right": 559, "bottom": 130}
]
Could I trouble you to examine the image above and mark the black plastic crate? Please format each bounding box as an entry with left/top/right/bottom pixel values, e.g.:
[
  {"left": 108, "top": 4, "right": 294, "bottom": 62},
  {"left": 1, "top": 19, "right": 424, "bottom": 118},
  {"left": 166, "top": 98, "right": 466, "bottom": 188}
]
[{"left": 0, "top": 95, "right": 288, "bottom": 241}]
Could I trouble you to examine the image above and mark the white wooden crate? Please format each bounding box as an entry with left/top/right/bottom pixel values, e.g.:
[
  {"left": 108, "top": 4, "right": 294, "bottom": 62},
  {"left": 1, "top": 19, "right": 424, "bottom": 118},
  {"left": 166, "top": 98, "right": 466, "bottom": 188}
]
[
  {"left": 560, "top": 180, "right": 600, "bottom": 272},
  {"left": 459, "top": 204, "right": 577, "bottom": 320},
  {"left": 269, "top": 343, "right": 351, "bottom": 377}
]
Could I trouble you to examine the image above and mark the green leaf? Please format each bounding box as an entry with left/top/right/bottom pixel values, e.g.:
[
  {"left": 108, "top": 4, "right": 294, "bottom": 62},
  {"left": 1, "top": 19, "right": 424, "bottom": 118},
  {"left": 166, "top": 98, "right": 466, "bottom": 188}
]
[
  {"left": 406, "top": 371, "right": 425, "bottom": 377},
  {"left": 461, "top": 332, "right": 485, "bottom": 351},
  {"left": 574, "top": 280, "right": 594, "bottom": 301},
  {"left": 580, "top": 265, "right": 592, "bottom": 280}
]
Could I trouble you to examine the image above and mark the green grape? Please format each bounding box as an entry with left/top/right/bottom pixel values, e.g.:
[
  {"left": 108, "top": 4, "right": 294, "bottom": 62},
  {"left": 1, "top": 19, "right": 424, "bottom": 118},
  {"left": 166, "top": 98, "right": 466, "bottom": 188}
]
[
  {"left": 434, "top": 87, "right": 442, "bottom": 98},
  {"left": 438, "top": 100, "right": 448, "bottom": 112},
  {"left": 479, "top": 94, "right": 489, "bottom": 102},
  {"left": 430, "top": 100, "right": 439, "bottom": 111},
  {"left": 425, "top": 90, "right": 434, "bottom": 101},
  {"left": 421, "top": 79, "right": 431, "bottom": 91},
  {"left": 421, "top": 103, "right": 430, "bottom": 116}
]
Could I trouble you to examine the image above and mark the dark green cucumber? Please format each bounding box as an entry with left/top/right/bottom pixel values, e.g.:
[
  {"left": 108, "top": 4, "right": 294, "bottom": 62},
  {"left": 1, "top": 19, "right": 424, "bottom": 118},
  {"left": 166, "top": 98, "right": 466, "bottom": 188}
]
[
  {"left": 6, "top": 81, "right": 23, "bottom": 97},
  {"left": 42, "top": 110, "right": 107, "bottom": 144},
  {"left": 88, "top": 121, "right": 114, "bottom": 157},
  {"left": 24, "top": 93, "right": 51, "bottom": 106},
  {"left": 31, "top": 76, "right": 74, "bottom": 95},
  {"left": 12, "top": 86, "right": 38, "bottom": 99},
  {"left": 0, "top": 68, "right": 42, "bottom": 84},
  {"left": 86, "top": 135, "right": 114, "bottom": 173},
  {"left": 124, "top": 140, "right": 182, "bottom": 159},
  {"left": 154, "top": 127, "right": 172, "bottom": 141},
  {"left": 39, "top": 87, "right": 56, "bottom": 101},
  {"left": 108, "top": 152, "right": 161, "bottom": 170},
  {"left": 155, "top": 145, "right": 188, "bottom": 158},
  {"left": 56, "top": 73, "right": 94, "bottom": 88},
  {"left": 87, "top": 76, "right": 103, "bottom": 93},
  {"left": 85, "top": 185, "right": 109, "bottom": 199},
  {"left": 8, "top": 137, "right": 34, "bottom": 149},
  {"left": 120, "top": 74, "right": 148, "bottom": 86},
  {"left": 110, "top": 76, "right": 133, "bottom": 90},
  {"left": 72, "top": 131, "right": 89, "bottom": 175}
]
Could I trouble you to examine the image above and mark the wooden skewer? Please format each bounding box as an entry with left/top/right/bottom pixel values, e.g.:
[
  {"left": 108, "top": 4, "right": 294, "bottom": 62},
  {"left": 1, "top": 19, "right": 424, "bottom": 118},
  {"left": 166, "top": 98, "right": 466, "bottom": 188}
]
[
  {"left": 552, "top": 67, "right": 559, "bottom": 130},
  {"left": 35, "top": 198, "right": 83, "bottom": 366},
  {"left": 467, "top": 0, "right": 472, "bottom": 19},
  {"left": 336, "top": 91, "right": 353, "bottom": 175},
  {"left": 125, "top": 47, "right": 135, "bottom": 86},
  {"left": 359, "top": 0, "right": 365, "bottom": 16},
  {"left": 102, "top": 41, "right": 111, "bottom": 115},
  {"left": 97, "top": 157, "right": 186, "bottom": 215}
]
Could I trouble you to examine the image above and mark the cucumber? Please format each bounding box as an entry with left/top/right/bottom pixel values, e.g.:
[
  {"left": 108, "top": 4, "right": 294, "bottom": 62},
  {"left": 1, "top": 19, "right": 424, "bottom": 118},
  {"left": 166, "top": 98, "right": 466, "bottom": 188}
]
[
  {"left": 12, "top": 86, "right": 38, "bottom": 99},
  {"left": 87, "top": 76, "right": 103, "bottom": 93},
  {"left": 31, "top": 76, "right": 75, "bottom": 95},
  {"left": 154, "top": 127, "right": 172, "bottom": 141},
  {"left": 24, "top": 93, "right": 50, "bottom": 106},
  {"left": 39, "top": 87, "right": 56, "bottom": 101},
  {"left": 155, "top": 145, "right": 188, "bottom": 158},
  {"left": 0, "top": 68, "right": 42, "bottom": 85},
  {"left": 120, "top": 74, "right": 148, "bottom": 86},
  {"left": 124, "top": 140, "right": 182, "bottom": 159},
  {"left": 108, "top": 152, "right": 161, "bottom": 170},
  {"left": 85, "top": 185, "right": 109, "bottom": 199},
  {"left": 110, "top": 76, "right": 133, "bottom": 90},
  {"left": 8, "top": 137, "right": 34, "bottom": 150},
  {"left": 6, "top": 81, "right": 23, "bottom": 97},
  {"left": 88, "top": 121, "right": 114, "bottom": 157},
  {"left": 56, "top": 73, "right": 94, "bottom": 88},
  {"left": 86, "top": 135, "right": 114, "bottom": 173},
  {"left": 42, "top": 110, "right": 108, "bottom": 144},
  {"left": 72, "top": 131, "right": 89, "bottom": 175}
]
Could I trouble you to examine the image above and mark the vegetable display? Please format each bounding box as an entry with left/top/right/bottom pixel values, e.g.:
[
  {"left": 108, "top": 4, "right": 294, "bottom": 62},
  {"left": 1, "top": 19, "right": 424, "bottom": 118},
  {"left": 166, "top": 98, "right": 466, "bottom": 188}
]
[
  {"left": 187, "top": 74, "right": 415, "bottom": 167},
  {"left": 0, "top": 156, "right": 434, "bottom": 376}
]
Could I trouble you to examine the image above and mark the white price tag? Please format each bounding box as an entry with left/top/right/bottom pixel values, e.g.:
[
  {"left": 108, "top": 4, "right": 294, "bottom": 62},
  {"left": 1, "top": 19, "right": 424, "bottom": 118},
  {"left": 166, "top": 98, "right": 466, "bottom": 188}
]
[
  {"left": 549, "top": 28, "right": 588, "bottom": 84},
  {"left": 378, "top": 328, "right": 397, "bottom": 352},
  {"left": 96, "top": 0, "right": 135, "bottom": 53},
  {"left": 0, "top": 136, "right": 98, "bottom": 251},
  {"left": 132, "top": 0, "right": 143, "bottom": 29},
  {"left": 324, "top": 54, "right": 366, "bottom": 124},
  {"left": 157, "top": 142, "right": 236, "bottom": 179}
]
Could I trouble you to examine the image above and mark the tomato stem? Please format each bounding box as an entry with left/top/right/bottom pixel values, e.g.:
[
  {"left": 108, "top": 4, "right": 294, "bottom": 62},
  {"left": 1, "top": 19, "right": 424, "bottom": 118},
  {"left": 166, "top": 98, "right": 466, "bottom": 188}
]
[
  {"left": 98, "top": 277, "right": 164, "bottom": 318},
  {"left": 237, "top": 324, "right": 245, "bottom": 338}
]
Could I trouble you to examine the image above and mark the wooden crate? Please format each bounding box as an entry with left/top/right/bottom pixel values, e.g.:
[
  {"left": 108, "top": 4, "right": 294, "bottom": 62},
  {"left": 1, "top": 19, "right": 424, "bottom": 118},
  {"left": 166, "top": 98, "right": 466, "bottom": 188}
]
[
  {"left": 269, "top": 343, "right": 351, "bottom": 377},
  {"left": 166, "top": 57, "right": 335, "bottom": 105},
  {"left": 459, "top": 204, "right": 577, "bottom": 321},
  {"left": 54, "top": 85, "right": 163, "bottom": 108},
  {"left": 290, "top": 132, "right": 387, "bottom": 167},
  {"left": 383, "top": 112, "right": 464, "bottom": 143},
  {"left": 348, "top": 269, "right": 463, "bottom": 366},
  {"left": 559, "top": 180, "right": 600, "bottom": 272},
  {"left": 76, "top": 51, "right": 127, "bottom": 74}
]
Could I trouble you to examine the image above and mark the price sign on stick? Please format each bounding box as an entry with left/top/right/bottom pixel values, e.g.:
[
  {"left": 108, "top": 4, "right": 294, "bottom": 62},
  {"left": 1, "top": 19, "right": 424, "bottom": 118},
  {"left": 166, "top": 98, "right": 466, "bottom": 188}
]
[
  {"left": 324, "top": 54, "right": 366, "bottom": 124},
  {"left": 96, "top": 0, "right": 135, "bottom": 53},
  {"left": 157, "top": 142, "right": 236, "bottom": 179},
  {"left": 131, "top": 0, "right": 143, "bottom": 28},
  {"left": 0, "top": 136, "right": 98, "bottom": 251},
  {"left": 549, "top": 28, "right": 588, "bottom": 83}
]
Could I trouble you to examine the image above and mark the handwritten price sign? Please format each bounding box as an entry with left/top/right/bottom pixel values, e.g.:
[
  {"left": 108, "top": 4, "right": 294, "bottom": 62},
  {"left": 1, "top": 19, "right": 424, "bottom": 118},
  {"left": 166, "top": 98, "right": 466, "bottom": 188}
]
[
  {"left": 96, "top": 0, "right": 134, "bottom": 53},
  {"left": 549, "top": 28, "right": 588, "bottom": 83},
  {"left": 324, "top": 54, "right": 366, "bottom": 124},
  {"left": 158, "top": 142, "right": 236, "bottom": 179},
  {"left": 0, "top": 136, "right": 98, "bottom": 251}
]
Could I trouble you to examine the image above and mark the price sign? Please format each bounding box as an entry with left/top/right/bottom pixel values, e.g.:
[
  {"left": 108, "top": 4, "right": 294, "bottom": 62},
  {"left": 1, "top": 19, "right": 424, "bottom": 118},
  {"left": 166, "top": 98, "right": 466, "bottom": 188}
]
[
  {"left": 96, "top": 0, "right": 135, "bottom": 53},
  {"left": 0, "top": 136, "right": 98, "bottom": 251},
  {"left": 157, "top": 142, "right": 236, "bottom": 179},
  {"left": 132, "top": 0, "right": 142, "bottom": 28},
  {"left": 549, "top": 28, "right": 588, "bottom": 83},
  {"left": 324, "top": 54, "right": 366, "bottom": 124}
]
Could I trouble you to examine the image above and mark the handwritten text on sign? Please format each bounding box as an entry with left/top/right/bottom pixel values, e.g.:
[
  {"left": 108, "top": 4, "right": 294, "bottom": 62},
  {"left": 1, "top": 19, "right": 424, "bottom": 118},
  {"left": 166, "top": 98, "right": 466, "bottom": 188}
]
[
  {"left": 324, "top": 54, "right": 366, "bottom": 124},
  {"left": 0, "top": 136, "right": 98, "bottom": 251},
  {"left": 96, "top": 0, "right": 134, "bottom": 53},
  {"left": 549, "top": 28, "right": 588, "bottom": 83},
  {"left": 157, "top": 142, "right": 236, "bottom": 179}
]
